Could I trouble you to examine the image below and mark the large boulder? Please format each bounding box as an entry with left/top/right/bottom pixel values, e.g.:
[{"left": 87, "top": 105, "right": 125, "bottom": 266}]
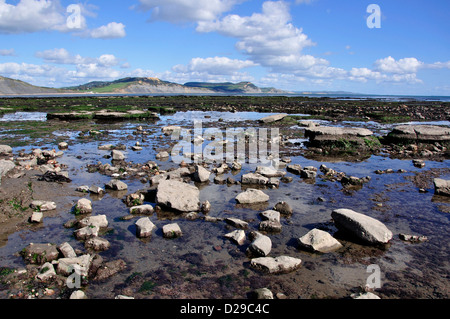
[
  {"left": 255, "top": 166, "right": 286, "bottom": 178},
  {"left": 434, "top": 178, "right": 450, "bottom": 196},
  {"left": 297, "top": 228, "right": 343, "bottom": 253},
  {"left": 250, "top": 256, "right": 302, "bottom": 274},
  {"left": 156, "top": 180, "right": 200, "bottom": 212},
  {"left": 235, "top": 189, "right": 269, "bottom": 204},
  {"left": 331, "top": 209, "right": 393, "bottom": 245}
]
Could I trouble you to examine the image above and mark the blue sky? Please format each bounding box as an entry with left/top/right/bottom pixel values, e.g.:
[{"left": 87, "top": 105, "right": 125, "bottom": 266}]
[{"left": 0, "top": 0, "right": 449, "bottom": 95}]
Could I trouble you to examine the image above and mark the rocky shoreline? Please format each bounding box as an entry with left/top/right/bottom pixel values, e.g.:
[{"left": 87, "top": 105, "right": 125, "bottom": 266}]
[{"left": 0, "top": 97, "right": 449, "bottom": 300}]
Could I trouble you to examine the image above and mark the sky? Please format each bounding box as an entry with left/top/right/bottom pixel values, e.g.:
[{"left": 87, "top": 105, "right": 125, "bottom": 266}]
[{"left": 0, "top": 0, "right": 449, "bottom": 95}]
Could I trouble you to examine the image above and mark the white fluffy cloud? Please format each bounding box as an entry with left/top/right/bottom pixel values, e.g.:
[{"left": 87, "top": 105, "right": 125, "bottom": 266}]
[
  {"left": 136, "top": 0, "right": 243, "bottom": 23},
  {"left": 84, "top": 22, "right": 126, "bottom": 39},
  {"left": 35, "top": 48, "right": 120, "bottom": 67},
  {"left": 0, "top": 0, "right": 67, "bottom": 34},
  {"left": 172, "top": 56, "right": 256, "bottom": 75},
  {"left": 197, "top": 1, "right": 319, "bottom": 75},
  {"left": 0, "top": 0, "right": 125, "bottom": 39},
  {"left": 373, "top": 56, "right": 424, "bottom": 74}
]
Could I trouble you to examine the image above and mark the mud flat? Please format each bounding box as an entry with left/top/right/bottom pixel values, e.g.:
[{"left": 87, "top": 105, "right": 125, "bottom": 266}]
[{"left": 0, "top": 96, "right": 449, "bottom": 300}]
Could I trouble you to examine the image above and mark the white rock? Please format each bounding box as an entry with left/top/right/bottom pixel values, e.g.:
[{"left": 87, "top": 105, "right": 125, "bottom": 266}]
[
  {"left": 30, "top": 212, "right": 43, "bottom": 223},
  {"left": 111, "top": 150, "right": 125, "bottom": 160},
  {"left": 0, "top": 145, "right": 13, "bottom": 155},
  {"left": 331, "top": 209, "right": 393, "bottom": 245},
  {"left": 250, "top": 256, "right": 302, "bottom": 274},
  {"left": 255, "top": 166, "right": 286, "bottom": 177},
  {"left": 30, "top": 200, "right": 56, "bottom": 212},
  {"left": 247, "top": 232, "right": 272, "bottom": 257},
  {"left": 297, "top": 228, "right": 343, "bottom": 253},
  {"left": 259, "top": 114, "right": 288, "bottom": 123},
  {"left": 260, "top": 210, "right": 280, "bottom": 222},
  {"left": 156, "top": 180, "right": 200, "bottom": 212},
  {"left": 35, "top": 262, "right": 56, "bottom": 282},
  {"left": 57, "top": 254, "right": 92, "bottom": 277},
  {"left": 224, "top": 230, "right": 246, "bottom": 245},
  {"left": 74, "top": 225, "right": 99, "bottom": 240},
  {"left": 156, "top": 151, "right": 170, "bottom": 159},
  {"left": 58, "top": 242, "right": 77, "bottom": 258},
  {"left": 225, "top": 218, "right": 249, "bottom": 229},
  {"left": 241, "top": 173, "right": 269, "bottom": 185},
  {"left": 70, "top": 290, "right": 87, "bottom": 299},
  {"left": 78, "top": 215, "right": 108, "bottom": 228},
  {"left": 85, "top": 237, "right": 110, "bottom": 251},
  {"left": 434, "top": 178, "right": 450, "bottom": 196},
  {"left": 105, "top": 179, "right": 128, "bottom": 191},
  {"left": 193, "top": 165, "right": 211, "bottom": 183},
  {"left": 76, "top": 185, "right": 90, "bottom": 193},
  {"left": 89, "top": 185, "right": 104, "bottom": 194},
  {"left": 163, "top": 223, "right": 182, "bottom": 238},
  {"left": 235, "top": 189, "right": 269, "bottom": 204},
  {"left": 135, "top": 217, "right": 156, "bottom": 238},
  {"left": 130, "top": 204, "right": 154, "bottom": 215},
  {"left": 75, "top": 198, "right": 92, "bottom": 214},
  {"left": 351, "top": 292, "right": 381, "bottom": 299}
]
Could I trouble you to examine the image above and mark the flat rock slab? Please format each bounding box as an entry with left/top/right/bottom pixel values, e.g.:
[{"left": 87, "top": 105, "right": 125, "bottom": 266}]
[
  {"left": 241, "top": 173, "right": 269, "bottom": 185},
  {"left": 250, "top": 256, "right": 302, "bottom": 274},
  {"left": 235, "top": 188, "right": 269, "bottom": 204},
  {"left": 388, "top": 125, "right": 450, "bottom": 142},
  {"left": 297, "top": 228, "right": 343, "bottom": 253},
  {"left": 259, "top": 113, "right": 288, "bottom": 123},
  {"left": 255, "top": 166, "right": 286, "bottom": 177},
  {"left": 156, "top": 180, "right": 200, "bottom": 212},
  {"left": 305, "top": 127, "right": 373, "bottom": 141},
  {"left": 331, "top": 208, "right": 393, "bottom": 245}
]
